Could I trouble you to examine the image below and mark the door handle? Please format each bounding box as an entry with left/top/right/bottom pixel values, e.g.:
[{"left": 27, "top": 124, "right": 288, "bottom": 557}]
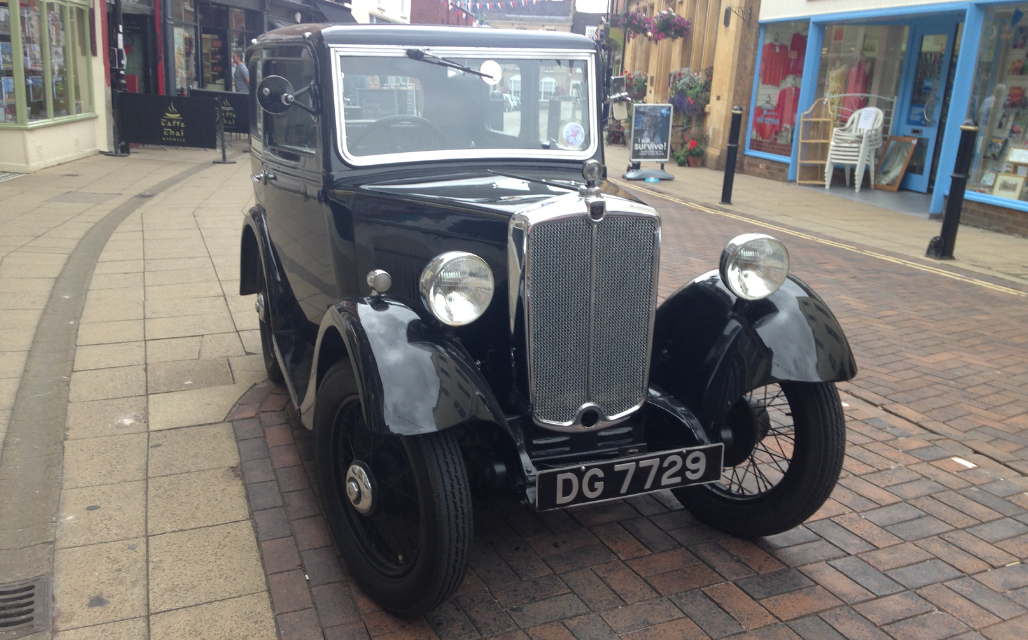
[{"left": 250, "top": 170, "right": 277, "bottom": 184}]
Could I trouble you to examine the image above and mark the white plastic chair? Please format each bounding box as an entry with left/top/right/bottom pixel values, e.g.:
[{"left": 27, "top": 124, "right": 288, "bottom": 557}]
[{"left": 825, "top": 107, "right": 884, "bottom": 192}]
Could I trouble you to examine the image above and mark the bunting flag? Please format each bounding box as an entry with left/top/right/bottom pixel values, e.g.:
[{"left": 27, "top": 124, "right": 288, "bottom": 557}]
[{"left": 447, "top": 0, "right": 549, "bottom": 10}]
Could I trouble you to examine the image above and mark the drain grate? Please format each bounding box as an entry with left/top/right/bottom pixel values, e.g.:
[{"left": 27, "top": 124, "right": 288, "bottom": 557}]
[
  {"left": 0, "top": 576, "right": 50, "bottom": 639},
  {"left": 0, "top": 172, "right": 25, "bottom": 184}
]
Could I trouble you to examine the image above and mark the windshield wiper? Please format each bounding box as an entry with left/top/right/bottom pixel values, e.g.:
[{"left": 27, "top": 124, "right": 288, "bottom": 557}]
[
  {"left": 486, "top": 170, "right": 580, "bottom": 191},
  {"left": 406, "top": 48, "right": 494, "bottom": 80}
]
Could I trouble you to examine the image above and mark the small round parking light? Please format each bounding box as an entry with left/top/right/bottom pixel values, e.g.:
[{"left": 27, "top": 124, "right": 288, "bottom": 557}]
[
  {"left": 582, "top": 159, "right": 603, "bottom": 183},
  {"left": 719, "top": 234, "right": 790, "bottom": 301},
  {"left": 420, "top": 252, "right": 495, "bottom": 326}
]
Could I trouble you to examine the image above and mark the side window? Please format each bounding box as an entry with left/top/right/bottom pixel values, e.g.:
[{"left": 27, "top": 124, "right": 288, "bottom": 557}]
[{"left": 263, "top": 50, "right": 317, "bottom": 158}]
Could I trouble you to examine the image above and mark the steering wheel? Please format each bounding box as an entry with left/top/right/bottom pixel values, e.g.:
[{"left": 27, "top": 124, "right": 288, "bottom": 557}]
[{"left": 351, "top": 115, "right": 446, "bottom": 155}]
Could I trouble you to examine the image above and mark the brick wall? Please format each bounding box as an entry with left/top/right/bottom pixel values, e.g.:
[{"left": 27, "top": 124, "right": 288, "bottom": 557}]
[
  {"left": 410, "top": 0, "right": 474, "bottom": 25},
  {"left": 738, "top": 155, "right": 790, "bottom": 183},
  {"left": 947, "top": 197, "right": 1028, "bottom": 238}
]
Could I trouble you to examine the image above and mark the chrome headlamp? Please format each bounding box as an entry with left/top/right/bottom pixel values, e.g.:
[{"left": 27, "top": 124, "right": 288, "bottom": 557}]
[
  {"left": 719, "top": 234, "right": 790, "bottom": 300},
  {"left": 420, "top": 251, "right": 495, "bottom": 326}
]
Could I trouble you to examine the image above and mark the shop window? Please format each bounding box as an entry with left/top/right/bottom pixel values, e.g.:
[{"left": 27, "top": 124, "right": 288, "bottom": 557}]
[
  {"left": 0, "top": 0, "right": 93, "bottom": 125},
  {"left": 815, "top": 24, "right": 907, "bottom": 134},
  {"left": 749, "top": 21, "right": 807, "bottom": 157},
  {"left": 966, "top": 4, "right": 1028, "bottom": 202}
]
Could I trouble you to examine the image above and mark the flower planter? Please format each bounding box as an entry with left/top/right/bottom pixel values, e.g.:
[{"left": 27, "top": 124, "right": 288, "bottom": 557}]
[{"left": 687, "top": 156, "right": 702, "bottom": 168}]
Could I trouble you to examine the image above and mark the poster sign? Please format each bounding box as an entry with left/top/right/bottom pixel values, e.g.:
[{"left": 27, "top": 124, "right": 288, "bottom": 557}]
[
  {"left": 119, "top": 93, "right": 218, "bottom": 148},
  {"left": 630, "top": 103, "right": 673, "bottom": 163},
  {"left": 191, "top": 88, "right": 249, "bottom": 134}
]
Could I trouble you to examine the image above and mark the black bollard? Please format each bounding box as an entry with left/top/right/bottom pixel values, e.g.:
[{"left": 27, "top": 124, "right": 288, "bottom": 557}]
[
  {"left": 720, "top": 106, "right": 743, "bottom": 204},
  {"left": 927, "top": 121, "right": 978, "bottom": 259}
]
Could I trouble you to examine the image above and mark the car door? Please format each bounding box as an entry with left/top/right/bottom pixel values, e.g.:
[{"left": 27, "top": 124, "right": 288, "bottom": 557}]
[{"left": 260, "top": 46, "right": 336, "bottom": 330}]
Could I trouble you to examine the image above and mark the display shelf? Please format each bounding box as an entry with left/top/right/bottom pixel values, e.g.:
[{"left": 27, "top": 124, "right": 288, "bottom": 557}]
[{"left": 796, "top": 97, "right": 835, "bottom": 185}]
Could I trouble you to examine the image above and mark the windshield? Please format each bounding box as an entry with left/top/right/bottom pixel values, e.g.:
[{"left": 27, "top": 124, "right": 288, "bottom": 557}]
[{"left": 333, "top": 47, "right": 595, "bottom": 165}]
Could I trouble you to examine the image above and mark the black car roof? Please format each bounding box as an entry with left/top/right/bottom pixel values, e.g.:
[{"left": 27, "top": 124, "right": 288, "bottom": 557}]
[{"left": 255, "top": 24, "right": 598, "bottom": 51}]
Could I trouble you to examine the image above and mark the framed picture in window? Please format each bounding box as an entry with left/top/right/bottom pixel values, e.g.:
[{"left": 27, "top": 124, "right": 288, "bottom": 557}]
[{"left": 992, "top": 173, "right": 1026, "bottom": 199}]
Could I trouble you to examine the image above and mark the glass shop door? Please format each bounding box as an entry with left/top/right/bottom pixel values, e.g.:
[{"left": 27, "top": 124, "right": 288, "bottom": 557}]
[{"left": 894, "top": 19, "right": 960, "bottom": 192}]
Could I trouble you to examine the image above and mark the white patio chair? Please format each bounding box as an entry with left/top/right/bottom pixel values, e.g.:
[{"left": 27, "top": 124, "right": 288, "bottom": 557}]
[{"left": 825, "top": 107, "right": 884, "bottom": 192}]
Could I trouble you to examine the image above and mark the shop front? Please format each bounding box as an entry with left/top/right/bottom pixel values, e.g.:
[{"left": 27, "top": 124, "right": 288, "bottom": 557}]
[
  {"left": 167, "top": 0, "right": 263, "bottom": 95},
  {"left": 0, "top": 0, "right": 107, "bottom": 172},
  {"left": 746, "top": 1, "right": 1028, "bottom": 237}
]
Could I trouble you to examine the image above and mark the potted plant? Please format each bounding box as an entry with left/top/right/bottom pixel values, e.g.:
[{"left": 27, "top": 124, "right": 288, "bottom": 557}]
[
  {"left": 673, "top": 127, "right": 707, "bottom": 167},
  {"left": 650, "top": 10, "right": 691, "bottom": 42}
]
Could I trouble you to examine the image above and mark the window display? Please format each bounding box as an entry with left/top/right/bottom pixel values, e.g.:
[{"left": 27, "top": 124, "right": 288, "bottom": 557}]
[
  {"left": 22, "top": 0, "right": 45, "bottom": 120},
  {"left": 966, "top": 4, "right": 1028, "bottom": 202},
  {"left": 749, "top": 21, "right": 807, "bottom": 157},
  {"left": 1, "top": 0, "right": 14, "bottom": 123},
  {"left": 814, "top": 25, "right": 907, "bottom": 130},
  {"left": 0, "top": 0, "right": 88, "bottom": 125}
]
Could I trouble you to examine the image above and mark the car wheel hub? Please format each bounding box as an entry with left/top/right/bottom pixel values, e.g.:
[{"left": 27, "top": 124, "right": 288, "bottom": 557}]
[
  {"left": 345, "top": 461, "right": 375, "bottom": 515},
  {"left": 722, "top": 396, "right": 771, "bottom": 467}
]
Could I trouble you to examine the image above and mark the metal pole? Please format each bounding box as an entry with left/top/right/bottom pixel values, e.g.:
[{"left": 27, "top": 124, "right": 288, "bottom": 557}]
[
  {"left": 213, "top": 100, "right": 236, "bottom": 164},
  {"left": 720, "top": 106, "right": 743, "bottom": 204},
  {"left": 926, "top": 121, "right": 978, "bottom": 260},
  {"left": 105, "top": 0, "right": 130, "bottom": 157}
]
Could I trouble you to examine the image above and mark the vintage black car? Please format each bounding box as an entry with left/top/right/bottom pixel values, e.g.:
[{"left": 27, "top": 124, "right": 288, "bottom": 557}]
[{"left": 240, "top": 24, "right": 857, "bottom": 616}]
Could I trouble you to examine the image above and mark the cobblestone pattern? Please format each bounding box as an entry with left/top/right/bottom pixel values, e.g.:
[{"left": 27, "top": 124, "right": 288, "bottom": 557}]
[
  {"left": 227, "top": 193, "right": 1028, "bottom": 639},
  {"left": 231, "top": 382, "right": 1028, "bottom": 640}
]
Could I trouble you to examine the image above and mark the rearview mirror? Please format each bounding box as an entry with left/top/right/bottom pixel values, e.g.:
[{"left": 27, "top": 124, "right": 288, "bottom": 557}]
[{"left": 257, "top": 75, "right": 297, "bottom": 114}]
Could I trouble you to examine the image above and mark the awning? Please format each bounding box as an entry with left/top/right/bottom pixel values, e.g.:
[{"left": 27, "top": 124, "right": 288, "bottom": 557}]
[
  {"left": 312, "top": 0, "right": 356, "bottom": 24},
  {"left": 268, "top": 16, "right": 295, "bottom": 29}
]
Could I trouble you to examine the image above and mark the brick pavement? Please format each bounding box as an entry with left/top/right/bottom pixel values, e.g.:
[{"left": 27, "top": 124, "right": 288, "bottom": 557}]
[{"left": 229, "top": 194, "right": 1028, "bottom": 639}]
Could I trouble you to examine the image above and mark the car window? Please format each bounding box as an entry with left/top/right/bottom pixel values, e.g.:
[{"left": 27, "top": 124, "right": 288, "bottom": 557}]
[
  {"left": 264, "top": 50, "right": 317, "bottom": 158},
  {"left": 336, "top": 50, "right": 594, "bottom": 165}
]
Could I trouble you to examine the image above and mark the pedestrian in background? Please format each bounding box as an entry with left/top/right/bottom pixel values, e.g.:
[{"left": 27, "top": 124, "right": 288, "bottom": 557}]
[{"left": 233, "top": 52, "right": 249, "bottom": 93}]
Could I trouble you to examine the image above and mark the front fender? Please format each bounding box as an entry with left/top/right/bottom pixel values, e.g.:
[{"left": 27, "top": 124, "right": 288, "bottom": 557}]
[
  {"left": 650, "top": 270, "right": 857, "bottom": 431},
  {"left": 303, "top": 295, "right": 510, "bottom": 438}
]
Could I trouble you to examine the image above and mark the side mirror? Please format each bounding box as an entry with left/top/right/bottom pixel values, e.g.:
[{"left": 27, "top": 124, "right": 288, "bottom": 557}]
[{"left": 257, "top": 75, "right": 297, "bottom": 114}]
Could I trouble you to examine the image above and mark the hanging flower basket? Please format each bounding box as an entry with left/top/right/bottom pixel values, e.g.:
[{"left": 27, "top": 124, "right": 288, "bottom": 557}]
[
  {"left": 612, "top": 10, "right": 654, "bottom": 37},
  {"left": 669, "top": 67, "right": 712, "bottom": 120},
  {"left": 651, "top": 10, "right": 691, "bottom": 42}
]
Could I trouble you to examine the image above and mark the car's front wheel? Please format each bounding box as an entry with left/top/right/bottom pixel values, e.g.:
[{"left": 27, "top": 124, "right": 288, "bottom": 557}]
[
  {"left": 673, "top": 382, "right": 846, "bottom": 538},
  {"left": 313, "top": 361, "right": 472, "bottom": 616}
]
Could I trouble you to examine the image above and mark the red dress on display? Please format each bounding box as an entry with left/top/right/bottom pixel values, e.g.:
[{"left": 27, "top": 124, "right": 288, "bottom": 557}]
[
  {"left": 760, "top": 42, "right": 789, "bottom": 87},
  {"left": 788, "top": 33, "right": 807, "bottom": 77},
  {"left": 778, "top": 86, "right": 801, "bottom": 129},
  {"left": 842, "top": 60, "right": 870, "bottom": 116}
]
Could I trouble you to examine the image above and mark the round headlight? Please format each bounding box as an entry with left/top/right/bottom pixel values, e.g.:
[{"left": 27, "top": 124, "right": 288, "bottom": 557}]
[
  {"left": 719, "top": 234, "right": 790, "bottom": 300},
  {"left": 420, "top": 252, "right": 495, "bottom": 326}
]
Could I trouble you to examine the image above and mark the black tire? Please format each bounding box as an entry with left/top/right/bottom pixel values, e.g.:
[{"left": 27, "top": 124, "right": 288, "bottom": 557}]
[
  {"left": 257, "top": 270, "right": 284, "bottom": 384},
  {"left": 673, "top": 382, "right": 846, "bottom": 538},
  {"left": 314, "top": 361, "right": 472, "bottom": 616}
]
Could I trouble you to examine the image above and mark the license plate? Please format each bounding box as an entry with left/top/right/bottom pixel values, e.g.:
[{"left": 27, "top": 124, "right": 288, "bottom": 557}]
[{"left": 535, "top": 444, "right": 724, "bottom": 511}]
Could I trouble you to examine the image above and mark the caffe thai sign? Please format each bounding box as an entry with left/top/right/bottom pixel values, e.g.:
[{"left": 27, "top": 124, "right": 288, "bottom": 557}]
[
  {"left": 191, "top": 89, "right": 250, "bottom": 135},
  {"left": 119, "top": 93, "right": 218, "bottom": 148}
]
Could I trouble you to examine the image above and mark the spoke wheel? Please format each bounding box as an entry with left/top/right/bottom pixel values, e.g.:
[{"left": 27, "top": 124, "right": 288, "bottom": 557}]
[
  {"left": 314, "top": 361, "right": 472, "bottom": 616},
  {"left": 332, "top": 399, "right": 422, "bottom": 577},
  {"left": 673, "top": 382, "right": 845, "bottom": 538}
]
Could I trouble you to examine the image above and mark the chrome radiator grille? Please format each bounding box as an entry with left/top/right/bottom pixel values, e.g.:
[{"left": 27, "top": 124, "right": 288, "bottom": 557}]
[{"left": 526, "top": 214, "right": 659, "bottom": 426}]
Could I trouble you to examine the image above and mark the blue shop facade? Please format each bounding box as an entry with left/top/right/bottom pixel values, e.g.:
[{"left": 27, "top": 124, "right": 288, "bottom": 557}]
[{"left": 746, "top": 0, "right": 1028, "bottom": 235}]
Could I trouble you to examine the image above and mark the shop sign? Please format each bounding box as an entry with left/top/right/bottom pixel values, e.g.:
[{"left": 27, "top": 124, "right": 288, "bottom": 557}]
[
  {"left": 630, "top": 103, "right": 673, "bottom": 163},
  {"left": 119, "top": 93, "right": 218, "bottom": 148},
  {"left": 192, "top": 89, "right": 250, "bottom": 134}
]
